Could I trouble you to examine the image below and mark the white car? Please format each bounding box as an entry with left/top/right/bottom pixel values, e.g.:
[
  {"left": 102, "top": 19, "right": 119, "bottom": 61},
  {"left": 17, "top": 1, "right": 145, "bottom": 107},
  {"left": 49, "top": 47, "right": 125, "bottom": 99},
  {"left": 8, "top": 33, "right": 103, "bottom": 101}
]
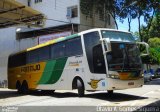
[{"left": 144, "top": 72, "right": 152, "bottom": 82}]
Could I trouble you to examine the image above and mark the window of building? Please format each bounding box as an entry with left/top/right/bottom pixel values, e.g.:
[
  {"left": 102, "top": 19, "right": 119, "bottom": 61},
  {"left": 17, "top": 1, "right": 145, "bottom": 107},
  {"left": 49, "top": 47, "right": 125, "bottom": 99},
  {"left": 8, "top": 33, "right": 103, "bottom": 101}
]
[
  {"left": 67, "top": 6, "right": 78, "bottom": 18},
  {"left": 35, "top": 0, "right": 42, "bottom": 4},
  {"left": 65, "top": 37, "right": 83, "bottom": 56}
]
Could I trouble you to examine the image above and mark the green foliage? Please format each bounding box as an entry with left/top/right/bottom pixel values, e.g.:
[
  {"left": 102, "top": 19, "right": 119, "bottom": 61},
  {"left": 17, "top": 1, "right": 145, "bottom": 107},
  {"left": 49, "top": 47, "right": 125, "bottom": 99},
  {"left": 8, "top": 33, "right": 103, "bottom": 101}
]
[
  {"left": 141, "top": 47, "right": 160, "bottom": 64},
  {"left": 142, "top": 37, "right": 160, "bottom": 64},
  {"left": 148, "top": 37, "right": 160, "bottom": 64},
  {"left": 148, "top": 37, "right": 160, "bottom": 48},
  {"left": 149, "top": 47, "right": 160, "bottom": 64},
  {"left": 138, "top": 12, "right": 160, "bottom": 42},
  {"left": 148, "top": 13, "right": 160, "bottom": 38},
  {"left": 136, "top": 13, "right": 160, "bottom": 64}
]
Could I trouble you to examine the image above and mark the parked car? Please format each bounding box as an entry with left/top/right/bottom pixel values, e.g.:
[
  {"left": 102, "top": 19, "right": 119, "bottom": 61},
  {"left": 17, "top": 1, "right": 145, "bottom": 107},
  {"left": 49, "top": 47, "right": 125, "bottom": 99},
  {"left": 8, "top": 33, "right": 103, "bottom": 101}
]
[
  {"left": 154, "top": 68, "right": 160, "bottom": 78},
  {"left": 144, "top": 70, "right": 152, "bottom": 82},
  {"left": 150, "top": 68, "right": 155, "bottom": 79}
]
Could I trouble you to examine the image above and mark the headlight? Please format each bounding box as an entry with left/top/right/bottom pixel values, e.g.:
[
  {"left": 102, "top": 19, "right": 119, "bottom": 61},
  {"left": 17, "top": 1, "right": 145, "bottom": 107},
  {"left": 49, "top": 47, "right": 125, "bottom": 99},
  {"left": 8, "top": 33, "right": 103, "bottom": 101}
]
[
  {"left": 108, "top": 74, "right": 119, "bottom": 79},
  {"left": 141, "top": 74, "right": 144, "bottom": 77},
  {"left": 140, "top": 71, "right": 144, "bottom": 77}
]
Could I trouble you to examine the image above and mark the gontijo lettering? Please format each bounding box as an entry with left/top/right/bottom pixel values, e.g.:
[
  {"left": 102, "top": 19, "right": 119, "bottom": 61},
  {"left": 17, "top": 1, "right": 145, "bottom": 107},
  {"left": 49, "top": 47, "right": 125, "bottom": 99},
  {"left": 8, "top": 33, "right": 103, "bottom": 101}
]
[{"left": 21, "top": 64, "right": 40, "bottom": 72}]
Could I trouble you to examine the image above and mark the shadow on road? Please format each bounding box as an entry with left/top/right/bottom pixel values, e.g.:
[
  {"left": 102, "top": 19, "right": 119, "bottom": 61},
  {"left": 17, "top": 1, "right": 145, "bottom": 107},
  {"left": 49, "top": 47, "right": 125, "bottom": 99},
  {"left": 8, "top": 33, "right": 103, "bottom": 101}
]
[
  {"left": 30, "top": 91, "right": 148, "bottom": 102},
  {"left": 0, "top": 90, "right": 147, "bottom": 103},
  {"left": 0, "top": 90, "right": 25, "bottom": 99},
  {"left": 85, "top": 92, "right": 147, "bottom": 102}
]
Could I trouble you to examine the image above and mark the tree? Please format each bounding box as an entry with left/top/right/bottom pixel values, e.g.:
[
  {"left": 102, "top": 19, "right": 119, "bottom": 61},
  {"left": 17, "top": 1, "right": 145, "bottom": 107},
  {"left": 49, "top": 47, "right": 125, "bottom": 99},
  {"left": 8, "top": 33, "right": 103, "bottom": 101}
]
[
  {"left": 139, "top": 14, "right": 160, "bottom": 64},
  {"left": 139, "top": 13, "right": 160, "bottom": 42},
  {"left": 148, "top": 37, "right": 160, "bottom": 48},
  {"left": 141, "top": 37, "right": 160, "bottom": 65},
  {"left": 118, "top": 0, "right": 138, "bottom": 32},
  {"left": 149, "top": 48, "right": 160, "bottom": 64},
  {"left": 147, "top": 38, "right": 160, "bottom": 64},
  {"left": 148, "top": 13, "right": 160, "bottom": 39},
  {"left": 80, "top": 0, "right": 121, "bottom": 29},
  {"left": 80, "top": 0, "right": 159, "bottom": 38}
]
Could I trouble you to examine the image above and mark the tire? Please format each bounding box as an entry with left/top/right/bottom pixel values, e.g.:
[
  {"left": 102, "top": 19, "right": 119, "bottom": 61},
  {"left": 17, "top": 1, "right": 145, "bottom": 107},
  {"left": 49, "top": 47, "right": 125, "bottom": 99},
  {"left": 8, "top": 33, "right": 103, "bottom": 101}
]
[
  {"left": 21, "top": 81, "right": 29, "bottom": 94},
  {"left": 77, "top": 79, "right": 84, "bottom": 97},
  {"left": 107, "top": 90, "right": 113, "bottom": 96},
  {"left": 16, "top": 81, "right": 22, "bottom": 94}
]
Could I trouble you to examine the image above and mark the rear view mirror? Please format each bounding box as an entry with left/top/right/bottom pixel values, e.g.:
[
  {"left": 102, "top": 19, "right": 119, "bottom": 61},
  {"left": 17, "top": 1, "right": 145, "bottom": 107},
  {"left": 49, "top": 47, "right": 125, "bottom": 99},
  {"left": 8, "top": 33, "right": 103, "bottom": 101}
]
[
  {"left": 136, "top": 42, "right": 149, "bottom": 56},
  {"left": 100, "top": 38, "right": 111, "bottom": 53}
]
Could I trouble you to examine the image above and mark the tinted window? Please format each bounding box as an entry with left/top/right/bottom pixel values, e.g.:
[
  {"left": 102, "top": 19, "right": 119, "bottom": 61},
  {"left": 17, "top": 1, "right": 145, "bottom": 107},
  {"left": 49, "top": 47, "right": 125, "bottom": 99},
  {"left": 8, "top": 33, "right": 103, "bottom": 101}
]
[
  {"left": 93, "top": 44, "right": 106, "bottom": 73},
  {"left": 66, "top": 37, "right": 83, "bottom": 56},
  {"left": 51, "top": 42, "right": 65, "bottom": 59},
  {"left": 8, "top": 52, "right": 26, "bottom": 68},
  {"left": 39, "top": 46, "right": 50, "bottom": 61},
  {"left": 27, "top": 50, "right": 39, "bottom": 63},
  {"left": 84, "top": 31, "right": 105, "bottom": 73}
]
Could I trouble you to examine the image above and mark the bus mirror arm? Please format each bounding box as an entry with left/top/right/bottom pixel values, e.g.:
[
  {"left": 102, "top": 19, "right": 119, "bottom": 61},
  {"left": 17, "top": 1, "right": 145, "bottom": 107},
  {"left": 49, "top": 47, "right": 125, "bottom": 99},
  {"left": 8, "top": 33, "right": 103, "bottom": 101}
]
[
  {"left": 136, "top": 42, "right": 149, "bottom": 56},
  {"left": 100, "top": 38, "right": 112, "bottom": 54}
]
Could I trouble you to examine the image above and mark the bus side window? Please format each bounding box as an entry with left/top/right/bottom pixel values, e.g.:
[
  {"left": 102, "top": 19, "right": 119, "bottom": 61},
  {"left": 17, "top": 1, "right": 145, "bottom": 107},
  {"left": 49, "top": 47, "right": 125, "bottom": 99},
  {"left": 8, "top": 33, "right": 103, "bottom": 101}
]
[
  {"left": 65, "top": 37, "right": 83, "bottom": 57},
  {"left": 39, "top": 46, "right": 50, "bottom": 61},
  {"left": 8, "top": 52, "right": 26, "bottom": 68},
  {"left": 27, "top": 50, "right": 39, "bottom": 63},
  {"left": 51, "top": 42, "right": 65, "bottom": 59}
]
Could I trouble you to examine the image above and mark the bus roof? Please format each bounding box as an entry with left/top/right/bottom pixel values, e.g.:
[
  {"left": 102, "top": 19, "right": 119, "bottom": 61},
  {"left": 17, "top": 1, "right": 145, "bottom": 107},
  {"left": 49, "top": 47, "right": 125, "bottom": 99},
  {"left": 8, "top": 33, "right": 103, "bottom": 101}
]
[
  {"left": 11, "top": 28, "right": 132, "bottom": 55},
  {"left": 27, "top": 33, "right": 79, "bottom": 51},
  {"left": 79, "top": 28, "right": 131, "bottom": 35}
]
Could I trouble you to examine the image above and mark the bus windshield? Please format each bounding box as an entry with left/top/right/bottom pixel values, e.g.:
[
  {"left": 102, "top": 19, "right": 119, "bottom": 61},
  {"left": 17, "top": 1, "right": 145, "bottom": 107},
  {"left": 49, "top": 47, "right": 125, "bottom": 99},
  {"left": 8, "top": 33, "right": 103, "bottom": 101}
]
[
  {"left": 101, "top": 30, "right": 142, "bottom": 71},
  {"left": 101, "top": 30, "right": 135, "bottom": 42}
]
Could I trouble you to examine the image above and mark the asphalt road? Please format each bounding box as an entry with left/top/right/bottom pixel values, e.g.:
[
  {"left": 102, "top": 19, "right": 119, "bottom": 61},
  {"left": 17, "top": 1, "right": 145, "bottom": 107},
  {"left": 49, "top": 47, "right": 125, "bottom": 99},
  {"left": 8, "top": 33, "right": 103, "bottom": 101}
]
[{"left": 0, "top": 78, "right": 160, "bottom": 112}]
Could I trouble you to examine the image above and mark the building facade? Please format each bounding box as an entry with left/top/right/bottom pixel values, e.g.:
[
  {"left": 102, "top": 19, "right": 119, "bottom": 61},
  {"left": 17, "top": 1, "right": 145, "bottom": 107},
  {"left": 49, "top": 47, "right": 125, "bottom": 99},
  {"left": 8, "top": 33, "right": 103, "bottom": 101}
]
[{"left": 0, "top": 0, "right": 115, "bottom": 87}]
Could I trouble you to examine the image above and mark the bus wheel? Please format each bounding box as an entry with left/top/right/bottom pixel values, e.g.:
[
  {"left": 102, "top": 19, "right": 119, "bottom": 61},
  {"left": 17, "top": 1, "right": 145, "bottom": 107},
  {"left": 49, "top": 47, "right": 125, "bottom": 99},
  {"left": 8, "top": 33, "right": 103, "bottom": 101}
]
[
  {"left": 21, "top": 81, "right": 29, "bottom": 94},
  {"left": 107, "top": 90, "right": 113, "bottom": 96},
  {"left": 16, "top": 81, "right": 22, "bottom": 94},
  {"left": 77, "top": 79, "right": 84, "bottom": 97}
]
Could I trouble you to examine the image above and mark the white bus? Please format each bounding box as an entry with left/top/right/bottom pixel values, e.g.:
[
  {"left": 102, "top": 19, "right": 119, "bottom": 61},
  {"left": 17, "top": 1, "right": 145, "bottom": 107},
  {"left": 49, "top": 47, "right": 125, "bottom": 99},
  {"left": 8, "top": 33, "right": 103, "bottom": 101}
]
[{"left": 8, "top": 28, "right": 149, "bottom": 97}]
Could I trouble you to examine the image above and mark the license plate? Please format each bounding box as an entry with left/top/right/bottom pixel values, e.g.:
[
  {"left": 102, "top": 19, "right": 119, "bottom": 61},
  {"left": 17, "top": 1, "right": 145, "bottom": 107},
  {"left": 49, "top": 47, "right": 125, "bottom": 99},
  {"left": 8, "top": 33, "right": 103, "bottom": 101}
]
[{"left": 128, "top": 82, "right": 134, "bottom": 85}]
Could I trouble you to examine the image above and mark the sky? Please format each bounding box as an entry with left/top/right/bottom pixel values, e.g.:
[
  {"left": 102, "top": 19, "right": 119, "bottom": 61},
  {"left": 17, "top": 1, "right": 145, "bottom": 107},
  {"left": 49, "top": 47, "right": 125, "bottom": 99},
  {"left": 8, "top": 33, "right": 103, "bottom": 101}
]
[{"left": 117, "top": 17, "right": 147, "bottom": 33}]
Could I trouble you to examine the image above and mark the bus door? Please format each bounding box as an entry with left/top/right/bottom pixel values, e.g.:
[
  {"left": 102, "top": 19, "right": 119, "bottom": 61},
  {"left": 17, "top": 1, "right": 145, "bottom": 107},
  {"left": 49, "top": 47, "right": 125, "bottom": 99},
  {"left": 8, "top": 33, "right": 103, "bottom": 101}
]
[{"left": 83, "top": 31, "right": 107, "bottom": 90}]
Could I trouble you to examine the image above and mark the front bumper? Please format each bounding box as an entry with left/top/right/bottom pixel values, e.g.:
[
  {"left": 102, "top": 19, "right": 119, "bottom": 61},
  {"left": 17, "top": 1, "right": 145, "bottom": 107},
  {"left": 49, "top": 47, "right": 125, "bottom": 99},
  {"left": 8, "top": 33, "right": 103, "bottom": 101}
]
[{"left": 107, "top": 78, "right": 144, "bottom": 90}]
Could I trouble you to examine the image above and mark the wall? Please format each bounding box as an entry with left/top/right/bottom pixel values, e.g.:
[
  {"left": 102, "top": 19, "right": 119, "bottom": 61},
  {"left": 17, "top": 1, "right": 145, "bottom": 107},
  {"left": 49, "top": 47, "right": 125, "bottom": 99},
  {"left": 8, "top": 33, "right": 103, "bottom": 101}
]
[
  {"left": 30, "top": 0, "right": 80, "bottom": 28},
  {"left": 79, "top": 12, "right": 115, "bottom": 32},
  {"left": 0, "top": 27, "right": 38, "bottom": 87}
]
